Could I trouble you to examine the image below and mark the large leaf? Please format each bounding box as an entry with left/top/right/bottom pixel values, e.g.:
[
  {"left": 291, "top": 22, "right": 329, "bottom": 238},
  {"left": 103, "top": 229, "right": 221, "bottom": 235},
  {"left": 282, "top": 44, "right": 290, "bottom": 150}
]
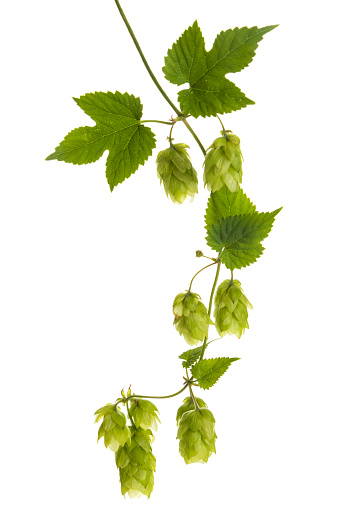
[
  {"left": 205, "top": 185, "right": 256, "bottom": 230},
  {"left": 163, "top": 22, "right": 277, "bottom": 118},
  {"left": 191, "top": 357, "right": 240, "bottom": 390},
  {"left": 46, "top": 91, "right": 156, "bottom": 191},
  {"left": 206, "top": 208, "right": 282, "bottom": 270}
]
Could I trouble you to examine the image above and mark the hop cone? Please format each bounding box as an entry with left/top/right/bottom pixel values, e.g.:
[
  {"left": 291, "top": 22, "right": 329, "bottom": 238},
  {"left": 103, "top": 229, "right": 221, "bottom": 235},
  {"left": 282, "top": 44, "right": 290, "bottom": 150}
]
[
  {"left": 95, "top": 404, "right": 131, "bottom": 452},
  {"left": 177, "top": 407, "right": 217, "bottom": 464},
  {"left": 214, "top": 279, "right": 253, "bottom": 338},
  {"left": 173, "top": 291, "right": 213, "bottom": 346},
  {"left": 176, "top": 396, "right": 207, "bottom": 425},
  {"left": 203, "top": 133, "right": 243, "bottom": 193},
  {"left": 156, "top": 143, "right": 198, "bottom": 204},
  {"left": 116, "top": 427, "right": 156, "bottom": 499},
  {"left": 129, "top": 399, "right": 160, "bottom": 431}
]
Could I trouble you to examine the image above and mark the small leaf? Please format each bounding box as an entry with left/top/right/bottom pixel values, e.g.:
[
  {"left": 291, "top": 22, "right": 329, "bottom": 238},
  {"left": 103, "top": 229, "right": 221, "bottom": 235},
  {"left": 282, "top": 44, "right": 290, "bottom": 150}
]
[
  {"left": 206, "top": 208, "right": 282, "bottom": 270},
  {"left": 191, "top": 357, "right": 240, "bottom": 390},
  {"left": 46, "top": 91, "right": 156, "bottom": 191},
  {"left": 205, "top": 186, "right": 256, "bottom": 230},
  {"left": 163, "top": 22, "right": 277, "bottom": 118},
  {"left": 179, "top": 346, "right": 204, "bottom": 368}
]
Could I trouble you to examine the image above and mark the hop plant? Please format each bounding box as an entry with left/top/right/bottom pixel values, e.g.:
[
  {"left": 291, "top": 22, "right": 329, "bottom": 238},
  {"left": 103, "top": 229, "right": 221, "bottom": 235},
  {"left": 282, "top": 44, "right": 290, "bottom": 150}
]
[
  {"left": 177, "top": 406, "right": 217, "bottom": 464},
  {"left": 95, "top": 404, "right": 131, "bottom": 452},
  {"left": 116, "top": 427, "right": 156, "bottom": 499},
  {"left": 173, "top": 291, "right": 213, "bottom": 346},
  {"left": 129, "top": 399, "right": 160, "bottom": 431},
  {"left": 176, "top": 396, "right": 207, "bottom": 425},
  {"left": 203, "top": 132, "right": 243, "bottom": 193},
  {"left": 156, "top": 143, "right": 198, "bottom": 204},
  {"left": 214, "top": 279, "right": 253, "bottom": 338}
]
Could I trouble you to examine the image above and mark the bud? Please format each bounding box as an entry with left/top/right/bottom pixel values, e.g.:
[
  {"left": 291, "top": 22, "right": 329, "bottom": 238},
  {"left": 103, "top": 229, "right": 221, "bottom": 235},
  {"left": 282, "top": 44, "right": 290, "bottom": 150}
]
[
  {"left": 203, "top": 132, "right": 243, "bottom": 193},
  {"left": 214, "top": 279, "right": 253, "bottom": 338},
  {"left": 95, "top": 404, "right": 131, "bottom": 452},
  {"left": 156, "top": 143, "right": 198, "bottom": 204},
  {"left": 176, "top": 396, "right": 207, "bottom": 425},
  {"left": 129, "top": 399, "right": 160, "bottom": 432},
  {"left": 116, "top": 427, "right": 156, "bottom": 499},
  {"left": 173, "top": 291, "right": 213, "bottom": 346},
  {"left": 177, "top": 407, "right": 217, "bottom": 464},
  {"left": 196, "top": 250, "right": 204, "bottom": 258}
]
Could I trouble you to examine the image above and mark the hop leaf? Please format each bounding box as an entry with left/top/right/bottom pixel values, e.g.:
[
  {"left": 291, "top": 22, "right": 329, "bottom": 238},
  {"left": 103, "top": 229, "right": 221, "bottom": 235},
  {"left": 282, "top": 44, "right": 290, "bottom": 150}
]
[
  {"left": 94, "top": 404, "right": 131, "bottom": 452},
  {"left": 191, "top": 357, "right": 240, "bottom": 390},
  {"left": 173, "top": 291, "right": 213, "bottom": 346},
  {"left": 203, "top": 133, "right": 243, "bottom": 193},
  {"left": 214, "top": 279, "right": 253, "bottom": 338},
  {"left": 177, "top": 408, "right": 217, "bottom": 464},
  {"left": 156, "top": 143, "right": 198, "bottom": 203},
  {"left": 46, "top": 91, "right": 156, "bottom": 191},
  {"left": 116, "top": 427, "right": 156, "bottom": 499},
  {"left": 129, "top": 399, "right": 160, "bottom": 432}
]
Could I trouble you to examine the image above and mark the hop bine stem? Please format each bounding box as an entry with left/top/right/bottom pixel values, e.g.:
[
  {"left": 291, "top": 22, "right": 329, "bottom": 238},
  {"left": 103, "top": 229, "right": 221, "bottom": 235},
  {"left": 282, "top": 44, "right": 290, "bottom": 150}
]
[
  {"left": 114, "top": 0, "right": 206, "bottom": 156},
  {"left": 199, "top": 260, "right": 222, "bottom": 361}
]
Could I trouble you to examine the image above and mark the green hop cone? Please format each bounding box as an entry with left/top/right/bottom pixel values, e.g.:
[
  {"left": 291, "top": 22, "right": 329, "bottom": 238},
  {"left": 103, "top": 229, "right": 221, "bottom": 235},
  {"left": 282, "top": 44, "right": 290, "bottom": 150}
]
[
  {"left": 203, "top": 132, "right": 243, "bottom": 193},
  {"left": 177, "top": 407, "right": 217, "bottom": 464},
  {"left": 156, "top": 143, "right": 198, "bottom": 204},
  {"left": 214, "top": 279, "right": 253, "bottom": 338},
  {"left": 116, "top": 427, "right": 156, "bottom": 499},
  {"left": 95, "top": 404, "right": 131, "bottom": 452},
  {"left": 129, "top": 399, "right": 160, "bottom": 432},
  {"left": 173, "top": 291, "right": 213, "bottom": 346},
  {"left": 176, "top": 396, "right": 207, "bottom": 425}
]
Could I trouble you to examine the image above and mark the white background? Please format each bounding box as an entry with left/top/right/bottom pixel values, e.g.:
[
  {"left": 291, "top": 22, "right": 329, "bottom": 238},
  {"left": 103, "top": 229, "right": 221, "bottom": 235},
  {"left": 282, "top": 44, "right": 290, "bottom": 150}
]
[{"left": 1, "top": 0, "right": 338, "bottom": 507}]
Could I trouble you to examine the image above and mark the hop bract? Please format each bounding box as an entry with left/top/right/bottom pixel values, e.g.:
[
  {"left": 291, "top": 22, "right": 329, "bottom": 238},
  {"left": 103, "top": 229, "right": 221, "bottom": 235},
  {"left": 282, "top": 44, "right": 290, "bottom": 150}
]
[
  {"left": 203, "top": 132, "right": 243, "bottom": 193},
  {"left": 129, "top": 399, "right": 160, "bottom": 431},
  {"left": 176, "top": 396, "right": 207, "bottom": 425},
  {"left": 214, "top": 279, "right": 253, "bottom": 338},
  {"left": 173, "top": 291, "right": 213, "bottom": 346},
  {"left": 177, "top": 407, "right": 217, "bottom": 464},
  {"left": 156, "top": 143, "right": 198, "bottom": 204},
  {"left": 95, "top": 404, "right": 131, "bottom": 452},
  {"left": 116, "top": 427, "right": 156, "bottom": 499}
]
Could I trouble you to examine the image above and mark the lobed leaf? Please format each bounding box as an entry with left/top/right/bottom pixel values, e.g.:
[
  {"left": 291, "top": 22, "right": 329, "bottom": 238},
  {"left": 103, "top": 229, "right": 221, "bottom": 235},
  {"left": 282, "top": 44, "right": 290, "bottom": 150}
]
[
  {"left": 205, "top": 186, "right": 256, "bottom": 230},
  {"left": 163, "top": 22, "right": 277, "bottom": 118},
  {"left": 179, "top": 346, "right": 204, "bottom": 368},
  {"left": 46, "top": 91, "right": 156, "bottom": 191}
]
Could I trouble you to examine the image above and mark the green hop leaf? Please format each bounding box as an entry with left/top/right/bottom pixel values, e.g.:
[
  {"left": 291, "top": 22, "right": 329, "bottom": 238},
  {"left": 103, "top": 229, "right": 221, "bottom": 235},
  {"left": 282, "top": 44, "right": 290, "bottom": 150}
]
[
  {"left": 178, "top": 346, "right": 204, "bottom": 368},
  {"left": 191, "top": 357, "right": 240, "bottom": 390},
  {"left": 156, "top": 143, "right": 198, "bottom": 203},
  {"left": 177, "top": 408, "right": 217, "bottom": 463},
  {"left": 163, "top": 22, "right": 277, "bottom": 118},
  {"left": 206, "top": 208, "right": 282, "bottom": 270},
  {"left": 214, "top": 279, "right": 253, "bottom": 338},
  {"left": 46, "top": 91, "right": 156, "bottom": 191},
  {"left": 205, "top": 185, "right": 256, "bottom": 230}
]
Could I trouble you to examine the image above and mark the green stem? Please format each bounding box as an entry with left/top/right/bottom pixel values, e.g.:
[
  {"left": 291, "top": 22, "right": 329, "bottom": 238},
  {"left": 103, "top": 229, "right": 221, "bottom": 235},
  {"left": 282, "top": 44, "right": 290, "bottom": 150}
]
[
  {"left": 122, "top": 383, "right": 189, "bottom": 402},
  {"left": 186, "top": 368, "right": 199, "bottom": 409},
  {"left": 126, "top": 400, "right": 135, "bottom": 427},
  {"left": 188, "top": 262, "right": 217, "bottom": 292},
  {"left": 114, "top": 0, "right": 182, "bottom": 116},
  {"left": 199, "top": 261, "right": 221, "bottom": 361},
  {"left": 182, "top": 118, "right": 206, "bottom": 156},
  {"left": 142, "top": 120, "right": 175, "bottom": 126}
]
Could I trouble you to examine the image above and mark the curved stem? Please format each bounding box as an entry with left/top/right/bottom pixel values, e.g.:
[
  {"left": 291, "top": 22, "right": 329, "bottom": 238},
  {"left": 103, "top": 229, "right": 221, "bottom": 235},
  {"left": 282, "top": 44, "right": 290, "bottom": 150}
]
[
  {"left": 199, "top": 261, "right": 221, "bottom": 361},
  {"left": 123, "top": 383, "right": 189, "bottom": 402},
  {"left": 126, "top": 400, "right": 135, "bottom": 427},
  {"left": 114, "top": 0, "right": 182, "bottom": 116},
  {"left": 182, "top": 118, "right": 206, "bottom": 156},
  {"left": 188, "top": 262, "right": 217, "bottom": 292},
  {"left": 142, "top": 120, "right": 175, "bottom": 126}
]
